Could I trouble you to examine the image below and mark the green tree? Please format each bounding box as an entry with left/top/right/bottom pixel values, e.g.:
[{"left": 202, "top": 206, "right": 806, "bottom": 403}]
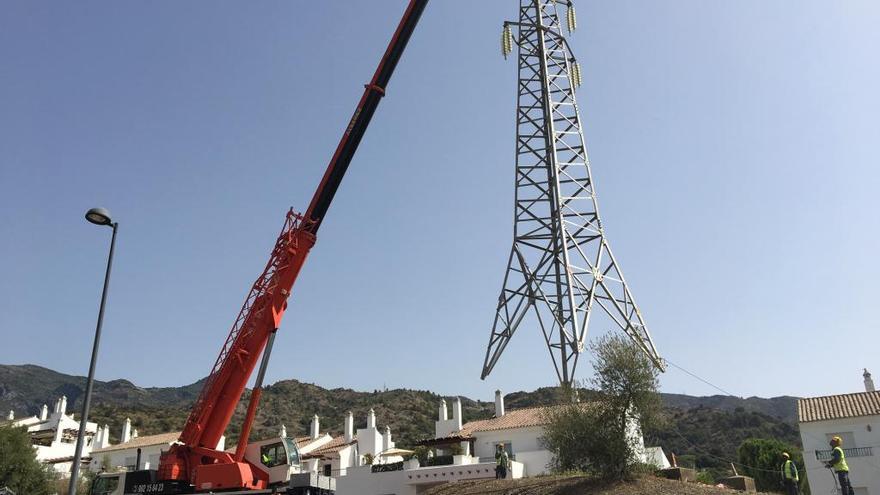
[
  {"left": 737, "top": 438, "right": 806, "bottom": 493},
  {"left": 541, "top": 334, "right": 663, "bottom": 480},
  {"left": 0, "top": 425, "right": 52, "bottom": 495}
]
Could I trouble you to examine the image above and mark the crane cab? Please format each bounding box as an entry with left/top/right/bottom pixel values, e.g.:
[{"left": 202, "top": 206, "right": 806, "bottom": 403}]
[
  {"left": 243, "top": 436, "right": 303, "bottom": 486},
  {"left": 89, "top": 473, "right": 123, "bottom": 495}
]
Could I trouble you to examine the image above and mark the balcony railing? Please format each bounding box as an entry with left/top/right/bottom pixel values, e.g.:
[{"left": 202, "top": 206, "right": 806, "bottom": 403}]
[{"left": 815, "top": 447, "right": 873, "bottom": 461}]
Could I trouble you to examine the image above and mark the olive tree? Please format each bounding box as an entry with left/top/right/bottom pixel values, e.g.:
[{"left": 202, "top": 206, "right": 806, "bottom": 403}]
[{"left": 542, "top": 334, "right": 663, "bottom": 480}]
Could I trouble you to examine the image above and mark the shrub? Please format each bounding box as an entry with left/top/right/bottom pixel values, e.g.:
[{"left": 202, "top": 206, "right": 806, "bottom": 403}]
[{"left": 372, "top": 461, "right": 404, "bottom": 473}]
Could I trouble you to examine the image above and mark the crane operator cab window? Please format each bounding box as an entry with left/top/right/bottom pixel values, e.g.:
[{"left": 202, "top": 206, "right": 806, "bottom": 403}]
[
  {"left": 261, "top": 442, "right": 287, "bottom": 468},
  {"left": 261, "top": 439, "right": 301, "bottom": 468},
  {"left": 89, "top": 474, "right": 121, "bottom": 495},
  {"left": 283, "top": 437, "right": 301, "bottom": 466}
]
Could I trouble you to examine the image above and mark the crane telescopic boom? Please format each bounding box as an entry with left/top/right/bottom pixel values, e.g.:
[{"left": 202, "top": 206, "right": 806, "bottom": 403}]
[{"left": 157, "top": 1, "right": 429, "bottom": 491}]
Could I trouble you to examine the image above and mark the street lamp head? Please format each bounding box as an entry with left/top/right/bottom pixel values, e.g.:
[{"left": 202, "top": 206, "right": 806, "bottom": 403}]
[{"left": 85, "top": 207, "right": 113, "bottom": 226}]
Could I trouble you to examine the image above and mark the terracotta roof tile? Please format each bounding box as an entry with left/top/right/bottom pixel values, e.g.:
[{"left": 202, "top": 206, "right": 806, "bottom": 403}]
[
  {"left": 301, "top": 435, "right": 357, "bottom": 459},
  {"left": 798, "top": 391, "right": 880, "bottom": 423},
  {"left": 456, "top": 406, "right": 554, "bottom": 437},
  {"left": 91, "top": 432, "right": 181, "bottom": 454},
  {"left": 294, "top": 435, "right": 315, "bottom": 450}
]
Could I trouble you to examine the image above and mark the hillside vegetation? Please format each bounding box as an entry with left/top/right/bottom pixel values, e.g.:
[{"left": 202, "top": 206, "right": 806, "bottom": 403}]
[{"left": 0, "top": 364, "right": 800, "bottom": 474}]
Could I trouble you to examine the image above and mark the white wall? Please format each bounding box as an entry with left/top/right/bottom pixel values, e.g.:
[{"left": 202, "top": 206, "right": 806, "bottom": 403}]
[
  {"left": 335, "top": 459, "right": 524, "bottom": 495},
  {"left": 25, "top": 407, "right": 98, "bottom": 474},
  {"left": 90, "top": 443, "right": 171, "bottom": 472},
  {"left": 471, "top": 426, "right": 550, "bottom": 476},
  {"left": 357, "top": 427, "right": 383, "bottom": 458},
  {"left": 799, "top": 416, "right": 880, "bottom": 495},
  {"left": 434, "top": 400, "right": 462, "bottom": 439}
]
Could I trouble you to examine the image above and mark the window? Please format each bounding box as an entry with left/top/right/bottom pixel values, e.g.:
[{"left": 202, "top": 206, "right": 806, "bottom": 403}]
[
  {"left": 260, "top": 442, "right": 287, "bottom": 468},
  {"left": 323, "top": 464, "right": 332, "bottom": 477},
  {"left": 493, "top": 442, "right": 513, "bottom": 458},
  {"left": 89, "top": 475, "right": 120, "bottom": 495},
  {"left": 283, "top": 437, "right": 301, "bottom": 465},
  {"left": 826, "top": 432, "right": 857, "bottom": 448}
]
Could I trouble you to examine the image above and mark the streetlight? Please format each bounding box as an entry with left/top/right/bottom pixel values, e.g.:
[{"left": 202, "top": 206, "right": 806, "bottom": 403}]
[{"left": 69, "top": 208, "right": 118, "bottom": 495}]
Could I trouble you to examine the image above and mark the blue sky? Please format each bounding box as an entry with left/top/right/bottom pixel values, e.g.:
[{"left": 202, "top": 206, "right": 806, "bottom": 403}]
[{"left": 1, "top": 0, "right": 878, "bottom": 403}]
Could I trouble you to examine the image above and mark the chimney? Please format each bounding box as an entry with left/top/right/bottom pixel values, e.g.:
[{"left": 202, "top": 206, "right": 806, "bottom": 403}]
[
  {"left": 383, "top": 426, "right": 392, "bottom": 451},
  {"left": 310, "top": 415, "right": 320, "bottom": 440},
  {"left": 280, "top": 424, "right": 287, "bottom": 438},
  {"left": 122, "top": 418, "right": 132, "bottom": 443},
  {"left": 40, "top": 404, "right": 48, "bottom": 421},
  {"left": 439, "top": 399, "right": 448, "bottom": 421},
  {"left": 367, "top": 408, "right": 377, "bottom": 429},
  {"left": 494, "top": 390, "right": 505, "bottom": 417},
  {"left": 96, "top": 424, "right": 111, "bottom": 449},
  {"left": 6, "top": 411, "right": 13, "bottom": 421},
  {"left": 452, "top": 397, "right": 462, "bottom": 430},
  {"left": 59, "top": 396, "right": 68, "bottom": 415},
  {"left": 54, "top": 397, "right": 61, "bottom": 414},
  {"left": 94, "top": 426, "right": 104, "bottom": 447},
  {"left": 344, "top": 411, "right": 354, "bottom": 442},
  {"left": 865, "top": 369, "right": 876, "bottom": 392}
]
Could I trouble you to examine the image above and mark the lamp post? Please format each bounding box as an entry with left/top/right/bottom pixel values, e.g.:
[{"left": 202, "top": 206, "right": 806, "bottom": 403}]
[{"left": 68, "top": 208, "right": 118, "bottom": 495}]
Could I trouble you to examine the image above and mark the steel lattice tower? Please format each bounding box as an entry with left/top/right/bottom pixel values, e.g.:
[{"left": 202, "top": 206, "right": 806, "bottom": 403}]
[{"left": 482, "top": 0, "right": 664, "bottom": 386}]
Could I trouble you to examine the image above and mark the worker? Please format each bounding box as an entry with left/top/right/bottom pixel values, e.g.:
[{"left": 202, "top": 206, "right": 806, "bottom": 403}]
[
  {"left": 824, "top": 436, "right": 854, "bottom": 495},
  {"left": 495, "top": 444, "right": 510, "bottom": 479},
  {"left": 780, "top": 452, "right": 799, "bottom": 495}
]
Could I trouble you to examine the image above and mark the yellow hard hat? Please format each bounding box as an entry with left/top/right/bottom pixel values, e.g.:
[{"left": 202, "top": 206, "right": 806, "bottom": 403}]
[
  {"left": 782, "top": 452, "right": 790, "bottom": 459},
  {"left": 831, "top": 436, "right": 842, "bottom": 446}
]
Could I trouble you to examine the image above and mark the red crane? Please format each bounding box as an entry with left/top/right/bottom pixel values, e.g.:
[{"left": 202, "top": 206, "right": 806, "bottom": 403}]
[{"left": 157, "top": 1, "right": 429, "bottom": 491}]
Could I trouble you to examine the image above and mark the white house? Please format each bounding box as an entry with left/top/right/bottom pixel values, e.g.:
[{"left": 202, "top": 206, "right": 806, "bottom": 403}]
[
  {"left": 90, "top": 418, "right": 226, "bottom": 473},
  {"left": 301, "top": 409, "right": 402, "bottom": 478},
  {"left": 429, "top": 390, "right": 653, "bottom": 477},
  {"left": 332, "top": 390, "right": 666, "bottom": 495},
  {"left": 3, "top": 396, "right": 99, "bottom": 474},
  {"left": 333, "top": 393, "right": 527, "bottom": 495},
  {"left": 798, "top": 369, "right": 880, "bottom": 495}
]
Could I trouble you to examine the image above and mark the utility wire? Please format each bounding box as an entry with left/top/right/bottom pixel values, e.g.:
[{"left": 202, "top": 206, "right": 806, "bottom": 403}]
[{"left": 664, "top": 359, "right": 738, "bottom": 397}]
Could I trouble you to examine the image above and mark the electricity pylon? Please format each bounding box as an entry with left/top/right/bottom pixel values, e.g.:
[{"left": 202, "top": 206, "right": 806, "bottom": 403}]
[{"left": 482, "top": 0, "right": 664, "bottom": 387}]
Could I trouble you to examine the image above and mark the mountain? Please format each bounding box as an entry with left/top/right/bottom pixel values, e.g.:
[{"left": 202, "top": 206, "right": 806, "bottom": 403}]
[
  {"left": 0, "top": 364, "right": 802, "bottom": 473},
  {"left": 661, "top": 393, "right": 800, "bottom": 423}
]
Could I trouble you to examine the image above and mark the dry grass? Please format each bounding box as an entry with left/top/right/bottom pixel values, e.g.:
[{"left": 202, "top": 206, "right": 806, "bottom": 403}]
[{"left": 423, "top": 474, "right": 752, "bottom": 495}]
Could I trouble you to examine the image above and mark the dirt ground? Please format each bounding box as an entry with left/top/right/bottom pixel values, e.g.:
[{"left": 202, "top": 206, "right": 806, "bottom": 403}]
[{"left": 422, "top": 474, "right": 756, "bottom": 495}]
